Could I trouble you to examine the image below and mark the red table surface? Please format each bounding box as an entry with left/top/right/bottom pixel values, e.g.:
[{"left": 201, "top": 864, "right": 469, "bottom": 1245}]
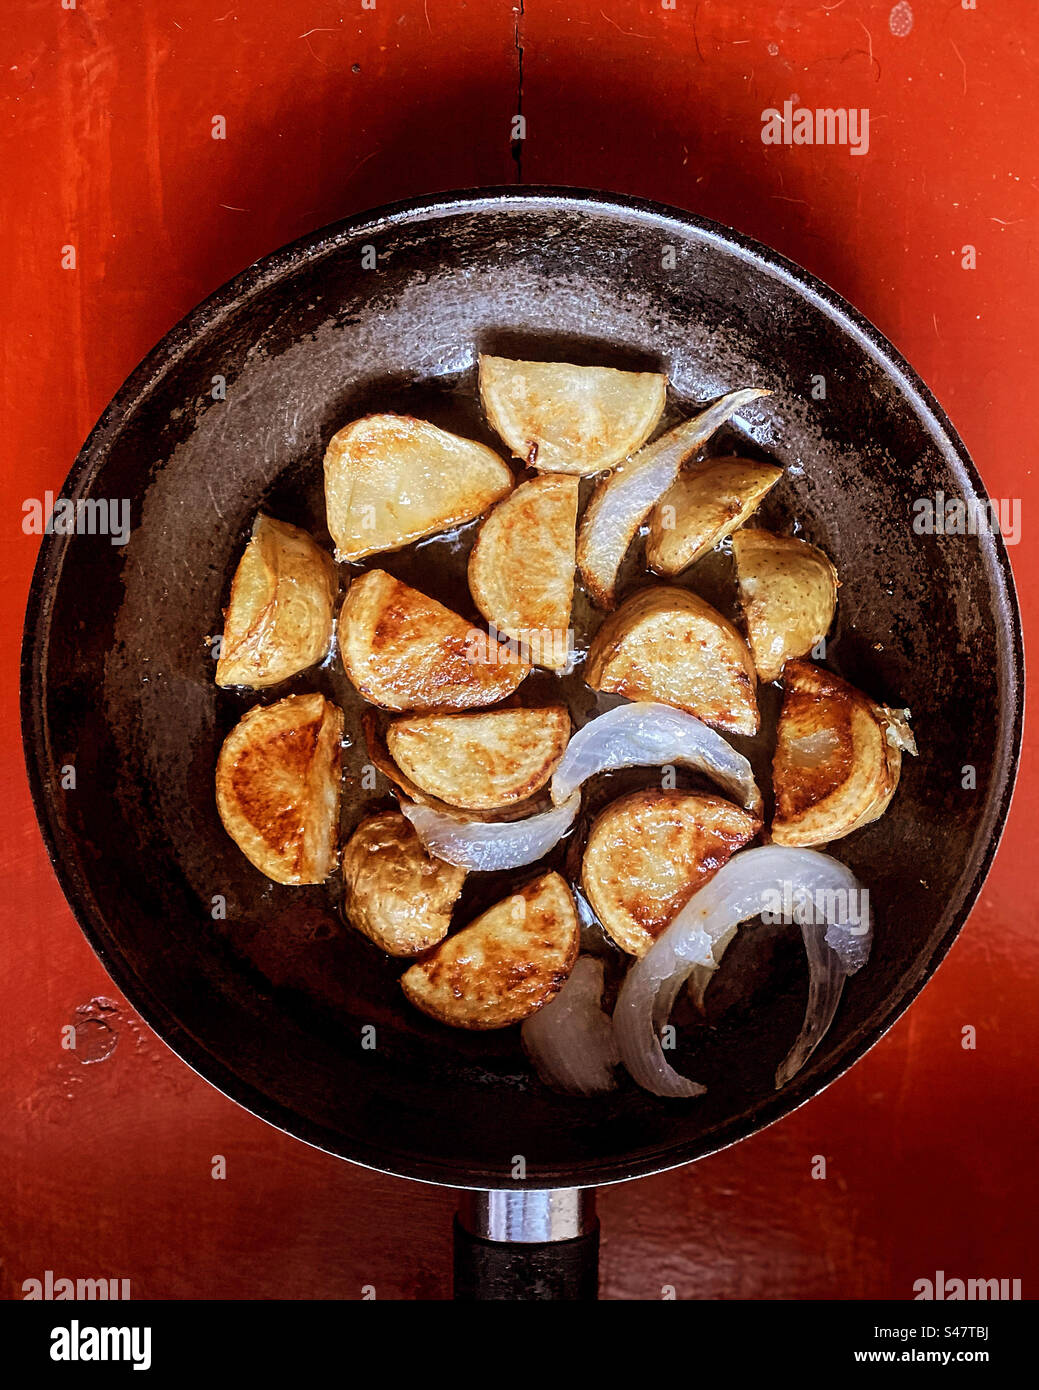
[{"left": 2, "top": 0, "right": 1036, "bottom": 1301}]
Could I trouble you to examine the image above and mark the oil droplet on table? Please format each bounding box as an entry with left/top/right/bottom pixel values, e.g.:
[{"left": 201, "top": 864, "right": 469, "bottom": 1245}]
[{"left": 74, "top": 1017, "right": 119, "bottom": 1065}]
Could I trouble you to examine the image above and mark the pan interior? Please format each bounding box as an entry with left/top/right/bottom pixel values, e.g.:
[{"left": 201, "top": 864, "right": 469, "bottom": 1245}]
[{"left": 24, "top": 193, "right": 1021, "bottom": 1187}]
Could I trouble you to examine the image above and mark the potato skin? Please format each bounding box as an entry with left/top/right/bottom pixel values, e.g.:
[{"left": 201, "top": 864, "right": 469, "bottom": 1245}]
[
  {"left": 479, "top": 355, "right": 666, "bottom": 476},
  {"left": 646, "top": 458, "right": 783, "bottom": 576},
  {"left": 323, "top": 413, "right": 513, "bottom": 562},
  {"left": 400, "top": 871, "right": 580, "bottom": 1029},
  {"left": 582, "top": 790, "right": 760, "bottom": 956},
  {"left": 585, "top": 585, "right": 759, "bottom": 736},
  {"left": 215, "top": 692, "right": 343, "bottom": 885},
  {"left": 341, "top": 811, "right": 466, "bottom": 956},
  {"left": 733, "top": 529, "right": 838, "bottom": 683},
  {"left": 468, "top": 474, "right": 579, "bottom": 670},
  {"left": 338, "top": 569, "right": 530, "bottom": 712},
  {"left": 386, "top": 706, "right": 571, "bottom": 810},
  {"left": 771, "top": 661, "right": 903, "bottom": 846},
  {"left": 216, "top": 515, "right": 336, "bottom": 689}
]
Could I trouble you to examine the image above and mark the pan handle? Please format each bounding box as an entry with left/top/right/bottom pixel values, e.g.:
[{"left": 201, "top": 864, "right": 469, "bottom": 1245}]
[{"left": 453, "top": 1189, "right": 599, "bottom": 1300}]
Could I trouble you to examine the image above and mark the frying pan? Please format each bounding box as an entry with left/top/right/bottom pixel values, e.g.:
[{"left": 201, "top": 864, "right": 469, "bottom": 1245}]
[{"left": 21, "top": 187, "right": 1023, "bottom": 1300}]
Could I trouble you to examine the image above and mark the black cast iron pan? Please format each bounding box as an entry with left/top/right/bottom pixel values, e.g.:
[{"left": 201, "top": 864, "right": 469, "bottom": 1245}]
[{"left": 21, "top": 188, "right": 1023, "bottom": 1299}]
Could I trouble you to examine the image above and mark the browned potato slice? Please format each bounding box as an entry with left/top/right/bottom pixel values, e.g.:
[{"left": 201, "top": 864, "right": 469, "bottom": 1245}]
[
  {"left": 401, "top": 871, "right": 580, "bottom": 1029},
  {"left": 771, "top": 661, "right": 916, "bottom": 846},
  {"left": 338, "top": 569, "right": 530, "bottom": 711},
  {"left": 646, "top": 458, "right": 783, "bottom": 576},
  {"left": 215, "top": 515, "right": 336, "bottom": 688},
  {"left": 585, "top": 585, "right": 759, "bottom": 735},
  {"left": 361, "top": 709, "right": 441, "bottom": 806},
  {"left": 468, "top": 474, "right": 579, "bottom": 669},
  {"left": 582, "top": 790, "right": 760, "bottom": 957},
  {"left": 733, "top": 529, "right": 838, "bottom": 682},
  {"left": 386, "top": 707, "right": 571, "bottom": 810},
  {"left": 341, "top": 811, "right": 466, "bottom": 956},
  {"left": 324, "top": 414, "right": 513, "bottom": 562},
  {"left": 361, "top": 711, "right": 548, "bottom": 824},
  {"left": 215, "top": 693, "right": 343, "bottom": 884},
  {"left": 478, "top": 355, "right": 666, "bottom": 475}
]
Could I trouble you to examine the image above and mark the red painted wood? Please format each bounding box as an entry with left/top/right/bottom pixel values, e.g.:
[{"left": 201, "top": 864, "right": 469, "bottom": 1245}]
[{"left": 2, "top": 0, "right": 1036, "bottom": 1299}]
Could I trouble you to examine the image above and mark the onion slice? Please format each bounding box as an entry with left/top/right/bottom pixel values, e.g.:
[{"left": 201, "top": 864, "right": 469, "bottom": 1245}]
[
  {"left": 613, "top": 845, "right": 871, "bottom": 1098},
  {"left": 550, "top": 701, "right": 762, "bottom": 815},
  {"left": 522, "top": 956, "right": 620, "bottom": 1095},
  {"left": 576, "top": 387, "right": 771, "bottom": 607},
  {"left": 687, "top": 921, "right": 738, "bottom": 1014},
  {"left": 400, "top": 791, "right": 581, "bottom": 871},
  {"left": 774, "top": 914, "right": 846, "bottom": 1088}
]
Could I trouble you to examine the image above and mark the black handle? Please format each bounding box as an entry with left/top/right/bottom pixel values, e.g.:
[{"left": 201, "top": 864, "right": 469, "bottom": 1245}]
[{"left": 452, "top": 1215, "right": 600, "bottom": 1300}]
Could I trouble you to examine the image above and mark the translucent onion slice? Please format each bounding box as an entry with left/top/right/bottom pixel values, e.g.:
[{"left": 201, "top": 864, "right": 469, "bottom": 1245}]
[
  {"left": 687, "top": 921, "right": 738, "bottom": 1014},
  {"left": 400, "top": 791, "right": 581, "bottom": 872},
  {"left": 774, "top": 913, "right": 846, "bottom": 1088},
  {"left": 550, "top": 701, "right": 763, "bottom": 816},
  {"left": 522, "top": 956, "right": 620, "bottom": 1095},
  {"left": 576, "top": 388, "right": 770, "bottom": 608},
  {"left": 613, "top": 845, "right": 871, "bottom": 1098}
]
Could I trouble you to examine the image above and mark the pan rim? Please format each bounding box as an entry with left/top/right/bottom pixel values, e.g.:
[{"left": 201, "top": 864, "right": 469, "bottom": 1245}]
[{"left": 20, "top": 184, "right": 1025, "bottom": 1190}]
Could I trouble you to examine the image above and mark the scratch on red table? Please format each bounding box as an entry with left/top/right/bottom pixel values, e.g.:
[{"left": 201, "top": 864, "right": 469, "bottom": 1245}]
[
  {"left": 599, "top": 9, "right": 651, "bottom": 40},
  {"left": 950, "top": 40, "right": 967, "bottom": 96}
]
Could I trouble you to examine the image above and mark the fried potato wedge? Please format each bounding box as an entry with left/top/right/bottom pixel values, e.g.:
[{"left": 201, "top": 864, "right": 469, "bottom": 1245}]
[
  {"left": 585, "top": 585, "right": 759, "bottom": 735},
  {"left": 467, "top": 474, "right": 579, "bottom": 669},
  {"left": 582, "top": 790, "right": 760, "bottom": 957},
  {"left": 338, "top": 569, "right": 530, "bottom": 711},
  {"left": 324, "top": 414, "right": 513, "bottom": 562},
  {"left": 362, "top": 711, "right": 549, "bottom": 824},
  {"left": 771, "top": 661, "right": 916, "bottom": 846},
  {"left": 733, "top": 529, "right": 838, "bottom": 683},
  {"left": 341, "top": 810, "right": 466, "bottom": 956},
  {"left": 386, "top": 706, "right": 571, "bottom": 811},
  {"left": 479, "top": 355, "right": 666, "bottom": 475},
  {"left": 646, "top": 458, "right": 783, "bottom": 576},
  {"left": 362, "top": 709, "right": 443, "bottom": 806},
  {"left": 215, "top": 692, "right": 343, "bottom": 884},
  {"left": 215, "top": 514, "right": 336, "bottom": 688},
  {"left": 401, "top": 871, "right": 580, "bottom": 1029}
]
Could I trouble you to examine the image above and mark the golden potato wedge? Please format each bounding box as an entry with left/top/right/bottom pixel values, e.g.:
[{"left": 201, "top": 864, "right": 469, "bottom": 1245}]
[
  {"left": 323, "top": 414, "right": 513, "bottom": 562},
  {"left": 386, "top": 706, "right": 571, "bottom": 811},
  {"left": 468, "top": 474, "right": 579, "bottom": 669},
  {"left": 401, "top": 871, "right": 580, "bottom": 1029},
  {"left": 478, "top": 354, "right": 666, "bottom": 475},
  {"left": 215, "top": 692, "right": 343, "bottom": 885},
  {"left": 584, "top": 585, "right": 759, "bottom": 735},
  {"left": 361, "top": 709, "right": 441, "bottom": 806},
  {"left": 733, "top": 529, "right": 838, "bottom": 682},
  {"left": 338, "top": 569, "right": 530, "bottom": 711},
  {"left": 215, "top": 514, "right": 336, "bottom": 688},
  {"left": 771, "top": 661, "right": 916, "bottom": 846},
  {"left": 646, "top": 458, "right": 783, "bottom": 576},
  {"left": 361, "top": 710, "right": 550, "bottom": 825},
  {"left": 582, "top": 790, "right": 760, "bottom": 957},
  {"left": 341, "top": 811, "right": 466, "bottom": 956}
]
